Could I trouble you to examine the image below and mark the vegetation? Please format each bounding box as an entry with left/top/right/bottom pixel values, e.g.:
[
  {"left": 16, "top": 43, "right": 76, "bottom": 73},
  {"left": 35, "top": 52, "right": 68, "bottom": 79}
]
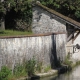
[
  {"left": 0, "top": 0, "right": 80, "bottom": 32},
  {"left": 0, "top": 66, "right": 11, "bottom": 80},
  {"left": 26, "top": 57, "right": 36, "bottom": 76},
  {"left": 63, "top": 52, "right": 80, "bottom": 71},
  {"left": 13, "top": 64, "right": 26, "bottom": 78},
  {"left": 0, "top": 0, "right": 32, "bottom": 31},
  {"left": 0, "top": 57, "right": 51, "bottom": 80},
  {"left": 44, "top": 66, "right": 51, "bottom": 72},
  {"left": 36, "top": 61, "right": 43, "bottom": 73},
  {"left": 39, "top": 0, "right": 80, "bottom": 21},
  {"left": 63, "top": 54, "right": 73, "bottom": 69},
  {"left": 0, "top": 30, "right": 32, "bottom": 36}
]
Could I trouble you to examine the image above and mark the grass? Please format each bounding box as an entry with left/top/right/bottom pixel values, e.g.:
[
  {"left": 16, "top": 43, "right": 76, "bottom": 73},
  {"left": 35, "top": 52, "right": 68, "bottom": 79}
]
[
  {"left": 0, "top": 30, "right": 32, "bottom": 36},
  {"left": 44, "top": 66, "right": 51, "bottom": 72}
]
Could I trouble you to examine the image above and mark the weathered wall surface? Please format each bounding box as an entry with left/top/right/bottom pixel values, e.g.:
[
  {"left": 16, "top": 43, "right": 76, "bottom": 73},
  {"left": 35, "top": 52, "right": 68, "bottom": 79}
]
[
  {"left": 56, "top": 34, "right": 67, "bottom": 61},
  {"left": 0, "top": 34, "right": 66, "bottom": 69},
  {"left": 32, "top": 6, "right": 66, "bottom": 34},
  {"left": 71, "top": 33, "right": 80, "bottom": 61}
]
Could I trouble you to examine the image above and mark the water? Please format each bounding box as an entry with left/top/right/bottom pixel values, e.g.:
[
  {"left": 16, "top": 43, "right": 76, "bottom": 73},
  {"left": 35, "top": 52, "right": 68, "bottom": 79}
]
[{"left": 40, "top": 66, "right": 80, "bottom": 80}]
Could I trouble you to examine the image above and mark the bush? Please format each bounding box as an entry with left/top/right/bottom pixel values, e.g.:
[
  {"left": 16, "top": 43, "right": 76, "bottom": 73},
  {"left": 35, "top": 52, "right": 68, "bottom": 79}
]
[
  {"left": 44, "top": 66, "right": 51, "bottom": 72},
  {"left": 0, "top": 66, "right": 11, "bottom": 80},
  {"left": 13, "top": 64, "right": 26, "bottom": 77},
  {"left": 36, "top": 61, "right": 43, "bottom": 73},
  {"left": 26, "top": 58, "right": 36, "bottom": 76}
]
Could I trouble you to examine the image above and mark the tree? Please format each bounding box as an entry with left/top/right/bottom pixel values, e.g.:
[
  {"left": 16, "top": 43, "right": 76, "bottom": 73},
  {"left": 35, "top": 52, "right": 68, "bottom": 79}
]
[
  {"left": 40, "top": 0, "right": 80, "bottom": 21},
  {"left": 0, "top": 0, "right": 16, "bottom": 30},
  {"left": 0, "top": 0, "right": 32, "bottom": 31}
]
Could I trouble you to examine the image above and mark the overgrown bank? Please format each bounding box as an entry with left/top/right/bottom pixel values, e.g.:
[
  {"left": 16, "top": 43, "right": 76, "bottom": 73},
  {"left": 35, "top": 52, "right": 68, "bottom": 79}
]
[
  {"left": 0, "top": 53, "right": 80, "bottom": 80},
  {"left": 63, "top": 53, "right": 80, "bottom": 71},
  {"left": 0, "top": 57, "right": 54, "bottom": 80}
]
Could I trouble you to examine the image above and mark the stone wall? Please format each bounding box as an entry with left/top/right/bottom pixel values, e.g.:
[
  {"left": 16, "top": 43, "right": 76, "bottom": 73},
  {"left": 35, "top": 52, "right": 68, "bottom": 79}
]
[
  {"left": 0, "top": 33, "right": 66, "bottom": 69},
  {"left": 32, "top": 6, "right": 66, "bottom": 34}
]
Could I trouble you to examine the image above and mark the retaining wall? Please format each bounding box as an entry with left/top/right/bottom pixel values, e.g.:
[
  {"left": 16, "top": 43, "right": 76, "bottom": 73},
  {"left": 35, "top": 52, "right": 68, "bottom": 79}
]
[{"left": 0, "top": 33, "right": 66, "bottom": 70}]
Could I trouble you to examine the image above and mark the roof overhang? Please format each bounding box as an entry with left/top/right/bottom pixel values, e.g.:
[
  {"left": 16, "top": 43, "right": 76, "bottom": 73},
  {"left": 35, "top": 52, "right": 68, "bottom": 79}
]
[{"left": 35, "top": 2, "right": 80, "bottom": 29}]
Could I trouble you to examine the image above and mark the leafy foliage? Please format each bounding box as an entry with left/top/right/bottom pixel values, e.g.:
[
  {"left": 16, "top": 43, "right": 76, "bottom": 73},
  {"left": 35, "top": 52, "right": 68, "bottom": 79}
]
[
  {"left": 0, "top": 0, "right": 80, "bottom": 30},
  {"left": 26, "top": 57, "right": 36, "bottom": 76},
  {"left": 0, "top": 66, "right": 11, "bottom": 80},
  {"left": 0, "top": 0, "right": 32, "bottom": 30},
  {"left": 63, "top": 53, "right": 73, "bottom": 67},
  {"left": 39, "top": 0, "right": 80, "bottom": 20},
  {"left": 36, "top": 61, "right": 43, "bottom": 73},
  {"left": 13, "top": 64, "right": 26, "bottom": 77},
  {"left": 75, "top": 11, "right": 80, "bottom": 18}
]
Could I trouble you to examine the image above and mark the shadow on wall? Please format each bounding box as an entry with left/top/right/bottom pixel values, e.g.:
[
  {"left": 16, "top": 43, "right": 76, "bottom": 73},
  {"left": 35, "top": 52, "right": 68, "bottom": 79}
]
[{"left": 50, "top": 35, "right": 61, "bottom": 69}]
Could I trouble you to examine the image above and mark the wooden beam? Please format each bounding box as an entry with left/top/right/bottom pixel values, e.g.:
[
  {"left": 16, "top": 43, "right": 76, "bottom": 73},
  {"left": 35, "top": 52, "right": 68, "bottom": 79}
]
[
  {"left": 67, "top": 30, "right": 75, "bottom": 42},
  {"left": 72, "top": 31, "right": 80, "bottom": 42}
]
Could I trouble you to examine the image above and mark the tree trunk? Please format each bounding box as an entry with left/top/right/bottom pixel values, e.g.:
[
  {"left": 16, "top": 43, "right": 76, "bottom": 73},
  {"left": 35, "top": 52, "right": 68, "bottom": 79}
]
[{"left": 0, "top": 16, "right": 5, "bottom": 30}]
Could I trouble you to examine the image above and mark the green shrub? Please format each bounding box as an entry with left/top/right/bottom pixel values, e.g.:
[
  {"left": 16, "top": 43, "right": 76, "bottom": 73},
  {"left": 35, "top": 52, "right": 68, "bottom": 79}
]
[
  {"left": 44, "top": 66, "right": 51, "bottom": 72},
  {"left": 26, "top": 58, "right": 36, "bottom": 76},
  {"left": 0, "top": 30, "right": 5, "bottom": 34},
  {"left": 63, "top": 58, "right": 73, "bottom": 66},
  {"left": 36, "top": 61, "right": 43, "bottom": 73},
  {"left": 13, "top": 64, "right": 26, "bottom": 77},
  {"left": 0, "top": 66, "right": 11, "bottom": 80},
  {"left": 63, "top": 53, "right": 73, "bottom": 71}
]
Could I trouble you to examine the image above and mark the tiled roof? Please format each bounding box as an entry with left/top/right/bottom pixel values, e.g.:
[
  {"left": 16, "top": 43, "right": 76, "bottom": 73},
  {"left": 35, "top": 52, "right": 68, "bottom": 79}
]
[{"left": 35, "top": 2, "right": 80, "bottom": 29}]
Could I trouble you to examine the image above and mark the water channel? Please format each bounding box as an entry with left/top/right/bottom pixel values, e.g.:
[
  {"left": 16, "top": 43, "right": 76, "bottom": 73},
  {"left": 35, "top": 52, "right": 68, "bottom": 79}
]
[{"left": 40, "top": 66, "right": 80, "bottom": 80}]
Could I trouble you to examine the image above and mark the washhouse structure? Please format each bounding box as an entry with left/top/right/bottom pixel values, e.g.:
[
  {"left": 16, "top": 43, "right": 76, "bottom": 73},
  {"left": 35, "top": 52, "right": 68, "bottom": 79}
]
[
  {"left": 0, "top": 1, "right": 80, "bottom": 70},
  {"left": 32, "top": 2, "right": 80, "bottom": 61}
]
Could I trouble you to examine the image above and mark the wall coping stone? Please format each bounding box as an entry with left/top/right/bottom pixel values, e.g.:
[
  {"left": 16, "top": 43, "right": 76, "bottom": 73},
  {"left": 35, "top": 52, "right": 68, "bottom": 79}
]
[{"left": 0, "top": 32, "right": 66, "bottom": 39}]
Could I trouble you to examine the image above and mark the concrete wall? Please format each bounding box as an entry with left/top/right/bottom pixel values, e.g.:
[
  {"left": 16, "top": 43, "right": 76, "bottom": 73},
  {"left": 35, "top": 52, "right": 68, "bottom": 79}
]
[
  {"left": 32, "top": 6, "right": 66, "bottom": 34},
  {"left": 0, "top": 33, "right": 66, "bottom": 69}
]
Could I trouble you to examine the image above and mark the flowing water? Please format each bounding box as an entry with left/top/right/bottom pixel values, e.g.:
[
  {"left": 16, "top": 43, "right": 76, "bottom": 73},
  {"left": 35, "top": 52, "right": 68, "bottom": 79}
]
[{"left": 40, "top": 66, "right": 80, "bottom": 80}]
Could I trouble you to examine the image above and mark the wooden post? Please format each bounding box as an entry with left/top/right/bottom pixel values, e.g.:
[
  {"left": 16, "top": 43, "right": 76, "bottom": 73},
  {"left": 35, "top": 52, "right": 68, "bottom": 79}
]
[{"left": 72, "top": 31, "right": 80, "bottom": 42}]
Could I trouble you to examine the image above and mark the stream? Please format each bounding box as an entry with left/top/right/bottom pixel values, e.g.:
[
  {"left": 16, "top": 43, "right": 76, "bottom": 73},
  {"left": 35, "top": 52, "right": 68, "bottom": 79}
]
[{"left": 40, "top": 66, "right": 80, "bottom": 80}]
